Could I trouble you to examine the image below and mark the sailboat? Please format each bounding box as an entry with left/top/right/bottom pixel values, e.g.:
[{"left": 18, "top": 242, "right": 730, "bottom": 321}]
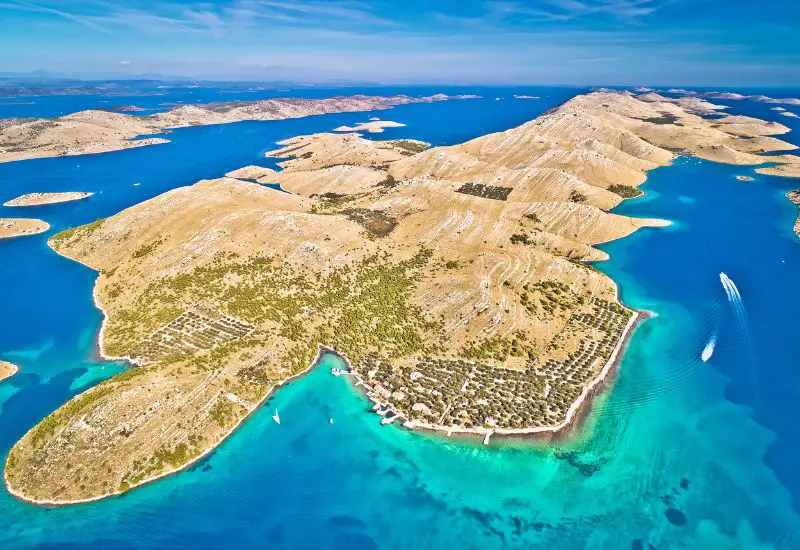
[{"left": 272, "top": 409, "right": 281, "bottom": 424}]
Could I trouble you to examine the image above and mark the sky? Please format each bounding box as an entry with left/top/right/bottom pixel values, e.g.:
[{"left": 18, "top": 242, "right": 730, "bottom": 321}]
[{"left": 0, "top": 0, "right": 798, "bottom": 86}]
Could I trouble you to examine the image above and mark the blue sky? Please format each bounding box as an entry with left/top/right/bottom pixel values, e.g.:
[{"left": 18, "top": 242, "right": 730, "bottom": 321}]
[{"left": 1, "top": 0, "right": 798, "bottom": 86}]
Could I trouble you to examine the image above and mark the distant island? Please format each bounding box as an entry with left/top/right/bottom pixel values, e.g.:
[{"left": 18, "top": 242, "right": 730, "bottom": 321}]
[
  {"left": 0, "top": 218, "right": 49, "bottom": 239},
  {"left": 0, "top": 93, "right": 478, "bottom": 163},
  {"left": 4, "top": 192, "right": 93, "bottom": 207},
  {"left": 5, "top": 90, "right": 800, "bottom": 505},
  {"left": 333, "top": 120, "right": 406, "bottom": 133}
]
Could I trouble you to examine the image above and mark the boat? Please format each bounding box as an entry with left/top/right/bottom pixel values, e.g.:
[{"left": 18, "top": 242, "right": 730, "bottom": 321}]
[
  {"left": 272, "top": 409, "right": 280, "bottom": 424},
  {"left": 329, "top": 418, "right": 334, "bottom": 424}
]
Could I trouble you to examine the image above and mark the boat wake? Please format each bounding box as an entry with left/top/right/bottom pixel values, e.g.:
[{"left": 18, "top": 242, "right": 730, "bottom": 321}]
[
  {"left": 719, "top": 272, "right": 759, "bottom": 401},
  {"left": 701, "top": 331, "right": 716, "bottom": 362},
  {"left": 720, "top": 272, "right": 747, "bottom": 327}
]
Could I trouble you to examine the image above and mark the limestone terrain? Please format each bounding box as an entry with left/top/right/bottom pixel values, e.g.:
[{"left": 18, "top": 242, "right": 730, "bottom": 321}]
[
  {"left": 0, "top": 94, "right": 474, "bottom": 163},
  {"left": 4, "top": 192, "right": 93, "bottom": 207},
  {"left": 5, "top": 91, "right": 799, "bottom": 505},
  {"left": 755, "top": 154, "right": 800, "bottom": 178},
  {"left": 0, "top": 218, "right": 49, "bottom": 239}
]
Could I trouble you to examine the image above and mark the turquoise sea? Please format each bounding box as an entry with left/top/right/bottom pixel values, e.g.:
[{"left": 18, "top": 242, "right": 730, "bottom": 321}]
[{"left": 1, "top": 86, "right": 799, "bottom": 548}]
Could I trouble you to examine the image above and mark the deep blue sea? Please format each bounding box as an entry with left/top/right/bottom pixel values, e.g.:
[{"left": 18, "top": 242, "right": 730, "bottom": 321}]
[{"left": 1, "top": 86, "right": 799, "bottom": 549}]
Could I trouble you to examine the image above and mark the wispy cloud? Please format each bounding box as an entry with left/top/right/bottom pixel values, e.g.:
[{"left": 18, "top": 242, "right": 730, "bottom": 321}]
[
  {"left": 0, "top": 0, "right": 109, "bottom": 32},
  {"left": 0, "top": 0, "right": 395, "bottom": 36},
  {"left": 537, "top": 0, "right": 667, "bottom": 20},
  {"left": 480, "top": 0, "right": 669, "bottom": 24}
]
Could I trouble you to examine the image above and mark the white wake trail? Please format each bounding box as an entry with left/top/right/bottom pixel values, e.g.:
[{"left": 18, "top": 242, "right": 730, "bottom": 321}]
[
  {"left": 701, "top": 331, "right": 716, "bottom": 362},
  {"left": 720, "top": 272, "right": 748, "bottom": 329},
  {"left": 719, "top": 272, "right": 759, "bottom": 402}
]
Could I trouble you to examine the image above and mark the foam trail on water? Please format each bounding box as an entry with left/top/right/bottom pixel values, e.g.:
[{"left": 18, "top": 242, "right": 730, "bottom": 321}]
[
  {"left": 701, "top": 330, "right": 716, "bottom": 362},
  {"left": 720, "top": 272, "right": 748, "bottom": 329},
  {"left": 719, "top": 272, "right": 759, "bottom": 401}
]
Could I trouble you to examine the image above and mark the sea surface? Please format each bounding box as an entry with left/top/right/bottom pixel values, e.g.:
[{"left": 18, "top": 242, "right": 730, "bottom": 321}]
[{"left": 1, "top": 86, "right": 799, "bottom": 548}]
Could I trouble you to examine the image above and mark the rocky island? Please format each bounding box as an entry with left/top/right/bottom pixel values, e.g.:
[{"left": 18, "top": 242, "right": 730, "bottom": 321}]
[
  {"left": 5, "top": 91, "right": 800, "bottom": 505},
  {"left": 0, "top": 94, "right": 474, "bottom": 163},
  {"left": 4, "top": 192, "right": 93, "bottom": 207},
  {"left": 0, "top": 218, "right": 49, "bottom": 239},
  {"left": 333, "top": 120, "right": 406, "bottom": 133}
]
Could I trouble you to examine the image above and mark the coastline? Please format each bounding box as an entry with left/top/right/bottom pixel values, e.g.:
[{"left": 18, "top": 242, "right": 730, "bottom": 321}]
[
  {"left": 0, "top": 360, "right": 19, "bottom": 383},
  {"left": 4, "top": 287, "right": 644, "bottom": 506},
  {"left": 3, "top": 338, "right": 329, "bottom": 507},
  {"left": 0, "top": 94, "right": 478, "bottom": 165},
  {"left": 339, "top": 308, "right": 644, "bottom": 444},
  {"left": 787, "top": 190, "right": 800, "bottom": 238}
]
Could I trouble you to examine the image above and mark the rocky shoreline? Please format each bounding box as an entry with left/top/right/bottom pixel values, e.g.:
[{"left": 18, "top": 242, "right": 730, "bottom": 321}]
[{"left": 787, "top": 190, "right": 800, "bottom": 238}]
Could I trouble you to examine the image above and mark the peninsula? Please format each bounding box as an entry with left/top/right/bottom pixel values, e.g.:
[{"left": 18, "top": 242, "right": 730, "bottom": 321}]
[
  {"left": 4, "top": 192, "right": 93, "bottom": 207},
  {"left": 5, "top": 91, "right": 800, "bottom": 505},
  {"left": 0, "top": 94, "right": 476, "bottom": 163},
  {"left": 0, "top": 218, "right": 49, "bottom": 239},
  {"left": 0, "top": 360, "right": 18, "bottom": 382}
]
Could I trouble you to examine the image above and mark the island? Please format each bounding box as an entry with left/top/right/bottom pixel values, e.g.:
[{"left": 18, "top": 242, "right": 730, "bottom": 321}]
[
  {"left": 0, "top": 360, "right": 18, "bottom": 382},
  {"left": 333, "top": 120, "right": 406, "bottom": 133},
  {"left": 4, "top": 192, "right": 93, "bottom": 207},
  {"left": 5, "top": 90, "right": 800, "bottom": 505},
  {"left": 0, "top": 218, "right": 49, "bottom": 239},
  {"left": 0, "top": 94, "right": 477, "bottom": 163}
]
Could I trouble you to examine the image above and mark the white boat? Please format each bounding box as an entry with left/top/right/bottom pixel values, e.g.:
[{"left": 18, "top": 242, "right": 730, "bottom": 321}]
[
  {"left": 272, "top": 409, "right": 280, "bottom": 424},
  {"left": 329, "top": 418, "right": 334, "bottom": 424}
]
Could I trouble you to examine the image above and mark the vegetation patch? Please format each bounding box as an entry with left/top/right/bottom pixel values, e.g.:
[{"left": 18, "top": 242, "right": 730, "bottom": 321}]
[
  {"left": 569, "top": 190, "right": 587, "bottom": 203},
  {"left": 387, "top": 139, "right": 427, "bottom": 155},
  {"left": 375, "top": 174, "right": 399, "bottom": 188},
  {"left": 456, "top": 182, "right": 512, "bottom": 201},
  {"left": 342, "top": 208, "right": 397, "bottom": 237},
  {"left": 510, "top": 233, "right": 531, "bottom": 245},
  {"left": 608, "top": 184, "right": 643, "bottom": 198},
  {"left": 49, "top": 219, "right": 104, "bottom": 249},
  {"left": 641, "top": 114, "right": 679, "bottom": 125}
]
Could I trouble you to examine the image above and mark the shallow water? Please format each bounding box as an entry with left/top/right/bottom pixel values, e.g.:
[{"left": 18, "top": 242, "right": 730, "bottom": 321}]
[{"left": 1, "top": 86, "right": 799, "bottom": 548}]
